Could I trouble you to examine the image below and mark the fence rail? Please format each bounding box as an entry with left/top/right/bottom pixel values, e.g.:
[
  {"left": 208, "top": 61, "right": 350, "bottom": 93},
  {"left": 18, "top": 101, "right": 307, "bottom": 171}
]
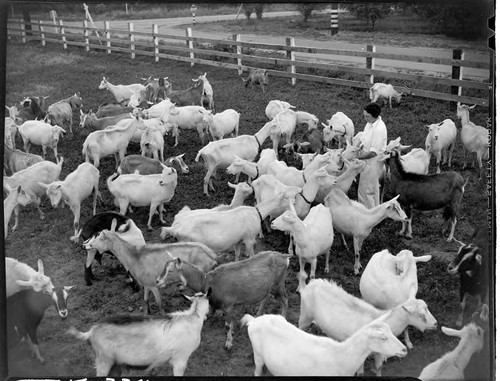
[{"left": 7, "top": 18, "right": 491, "bottom": 108}]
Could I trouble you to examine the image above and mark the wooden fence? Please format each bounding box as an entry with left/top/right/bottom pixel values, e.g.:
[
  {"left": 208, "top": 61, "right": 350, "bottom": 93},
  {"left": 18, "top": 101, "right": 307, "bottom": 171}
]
[{"left": 6, "top": 18, "right": 492, "bottom": 108}]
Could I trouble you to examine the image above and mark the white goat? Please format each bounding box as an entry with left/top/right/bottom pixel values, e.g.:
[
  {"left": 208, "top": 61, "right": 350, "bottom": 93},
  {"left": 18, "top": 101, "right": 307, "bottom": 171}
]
[
  {"left": 425, "top": 119, "right": 457, "bottom": 173},
  {"left": 241, "top": 313, "right": 407, "bottom": 376},
  {"left": 298, "top": 278, "right": 437, "bottom": 376},
  {"left": 386, "top": 137, "right": 430, "bottom": 175},
  {"left": 38, "top": 162, "right": 100, "bottom": 242},
  {"left": 419, "top": 322, "right": 484, "bottom": 381},
  {"left": 4, "top": 184, "right": 34, "bottom": 239},
  {"left": 359, "top": 248, "right": 432, "bottom": 348},
  {"left": 456, "top": 104, "right": 489, "bottom": 172},
  {"left": 107, "top": 166, "right": 177, "bottom": 231},
  {"left": 82, "top": 115, "right": 144, "bottom": 169},
  {"left": 295, "top": 110, "right": 319, "bottom": 130},
  {"left": 140, "top": 124, "right": 165, "bottom": 161},
  {"left": 195, "top": 121, "right": 277, "bottom": 195},
  {"left": 6, "top": 257, "right": 54, "bottom": 298},
  {"left": 322, "top": 111, "right": 355, "bottom": 148},
  {"left": 265, "top": 100, "right": 295, "bottom": 120},
  {"left": 45, "top": 93, "right": 83, "bottom": 133},
  {"left": 161, "top": 193, "right": 293, "bottom": 261},
  {"left": 17, "top": 120, "right": 66, "bottom": 160},
  {"left": 98, "top": 77, "right": 146, "bottom": 103},
  {"left": 68, "top": 292, "right": 209, "bottom": 376},
  {"left": 196, "top": 73, "right": 214, "bottom": 109},
  {"left": 203, "top": 109, "right": 240, "bottom": 140},
  {"left": 271, "top": 200, "right": 334, "bottom": 290},
  {"left": 161, "top": 105, "right": 207, "bottom": 146},
  {"left": 4, "top": 157, "right": 64, "bottom": 222},
  {"left": 140, "top": 98, "right": 175, "bottom": 119},
  {"left": 269, "top": 109, "right": 298, "bottom": 155},
  {"left": 369, "top": 83, "right": 408, "bottom": 108},
  {"left": 324, "top": 188, "right": 408, "bottom": 275}
]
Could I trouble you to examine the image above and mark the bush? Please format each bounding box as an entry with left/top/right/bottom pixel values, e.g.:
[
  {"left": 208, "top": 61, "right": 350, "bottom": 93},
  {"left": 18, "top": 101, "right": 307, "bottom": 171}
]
[{"left": 346, "top": 3, "right": 393, "bottom": 30}]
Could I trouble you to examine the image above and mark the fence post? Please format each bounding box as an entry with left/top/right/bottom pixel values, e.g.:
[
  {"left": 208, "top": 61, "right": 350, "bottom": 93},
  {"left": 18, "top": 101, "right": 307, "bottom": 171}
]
[
  {"left": 286, "top": 37, "right": 296, "bottom": 86},
  {"left": 59, "top": 19, "right": 67, "bottom": 49},
  {"left": 233, "top": 34, "right": 242, "bottom": 75},
  {"left": 153, "top": 24, "right": 159, "bottom": 62},
  {"left": 39, "top": 20, "right": 45, "bottom": 46},
  {"left": 105, "top": 21, "right": 111, "bottom": 54},
  {"left": 186, "top": 27, "right": 194, "bottom": 67},
  {"left": 450, "top": 49, "right": 463, "bottom": 111},
  {"left": 83, "top": 20, "right": 89, "bottom": 52},
  {"left": 129, "top": 22, "right": 135, "bottom": 59},
  {"left": 330, "top": 3, "right": 339, "bottom": 35},
  {"left": 366, "top": 44, "right": 375, "bottom": 97},
  {"left": 20, "top": 20, "right": 26, "bottom": 43}
]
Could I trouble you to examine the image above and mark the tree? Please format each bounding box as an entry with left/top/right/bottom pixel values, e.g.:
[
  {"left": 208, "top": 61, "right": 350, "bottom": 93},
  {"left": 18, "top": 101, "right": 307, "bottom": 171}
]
[
  {"left": 346, "top": 3, "right": 392, "bottom": 30},
  {"left": 296, "top": 3, "right": 322, "bottom": 23}
]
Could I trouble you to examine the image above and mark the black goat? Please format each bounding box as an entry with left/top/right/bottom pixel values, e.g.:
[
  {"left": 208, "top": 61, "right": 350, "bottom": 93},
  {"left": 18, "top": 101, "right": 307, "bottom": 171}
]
[
  {"left": 7, "top": 286, "right": 74, "bottom": 364},
  {"left": 15, "top": 97, "right": 46, "bottom": 124},
  {"left": 286, "top": 128, "right": 325, "bottom": 154},
  {"left": 448, "top": 226, "right": 490, "bottom": 327},
  {"left": 167, "top": 79, "right": 204, "bottom": 107},
  {"left": 385, "top": 150, "right": 466, "bottom": 241}
]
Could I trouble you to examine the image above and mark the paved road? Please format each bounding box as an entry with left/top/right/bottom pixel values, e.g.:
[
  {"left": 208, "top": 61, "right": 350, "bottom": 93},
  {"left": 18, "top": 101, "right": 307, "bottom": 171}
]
[{"left": 64, "top": 12, "right": 490, "bottom": 80}]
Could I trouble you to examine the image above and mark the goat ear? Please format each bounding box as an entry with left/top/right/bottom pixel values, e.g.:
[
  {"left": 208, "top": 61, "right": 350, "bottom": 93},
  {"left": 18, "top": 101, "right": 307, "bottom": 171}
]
[
  {"left": 37, "top": 182, "right": 49, "bottom": 190},
  {"left": 415, "top": 254, "right": 432, "bottom": 263},
  {"left": 441, "top": 326, "right": 461, "bottom": 338},
  {"left": 64, "top": 285, "right": 75, "bottom": 292},
  {"left": 37, "top": 259, "right": 45, "bottom": 275},
  {"left": 227, "top": 182, "right": 237, "bottom": 189},
  {"left": 15, "top": 279, "right": 32, "bottom": 287},
  {"left": 110, "top": 218, "right": 118, "bottom": 232},
  {"left": 182, "top": 294, "right": 194, "bottom": 302},
  {"left": 476, "top": 254, "right": 482, "bottom": 266}
]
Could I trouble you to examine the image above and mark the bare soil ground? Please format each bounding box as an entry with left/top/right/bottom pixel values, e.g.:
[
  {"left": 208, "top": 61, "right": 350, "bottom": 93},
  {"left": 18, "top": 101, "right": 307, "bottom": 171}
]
[{"left": 4, "top": 38, "right": 492, "bottom": 379}]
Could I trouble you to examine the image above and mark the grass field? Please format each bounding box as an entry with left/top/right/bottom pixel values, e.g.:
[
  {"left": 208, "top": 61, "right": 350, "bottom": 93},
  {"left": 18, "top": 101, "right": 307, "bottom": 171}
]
[{"left": 4, "top": 38, "right": 492, "bottom": 378}]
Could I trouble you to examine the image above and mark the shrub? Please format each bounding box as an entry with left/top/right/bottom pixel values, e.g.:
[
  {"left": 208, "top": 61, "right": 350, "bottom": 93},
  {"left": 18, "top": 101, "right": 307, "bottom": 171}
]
[{"left": 346, "top": 3, "right": 393, "bottom": 30}]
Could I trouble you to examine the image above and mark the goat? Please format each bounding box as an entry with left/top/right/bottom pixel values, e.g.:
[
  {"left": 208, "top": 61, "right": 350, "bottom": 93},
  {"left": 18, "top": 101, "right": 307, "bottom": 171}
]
[
  {"left": 95, "top": 102, "right": 134, "bottom": 118},
  {"left": 141, "top": 75, "right": 169, "bottom": 102},
  {"left": 322, "top": 111, "right": 355, "bottom": 148},
  {"left": 82, "top": 115, "right": 145, "bottom": 169},
  {"left": 84, "top": 219, "right": 217, "bottom": 314},
  {"left": 4, "top": 117, "right": 17, "bottom": 149},
  {"left": 369, "top": 83, "right": 409, "bottom": 108},
  {"left": 107, "top": 166, "right": 177, "bottom": 231},
  {"left": 68, "top": 291, "right": 209, "bottom": 376},
  {"left": 418, "top": 322, "right": 484, "bottom": 380},
  {"left": 386, "top": 137, "right": 430, "bottom": 175},
  {"left": 8, "top": 286, "right": 74, "bottom": 364},
  {"left": 324, "top": 188, "right": 408, "bottom": 275},
  {"left": 4, "top": 184, "right": 34, "bottom": 239},
  {"left": 242, "top": 68, "right": 268, "bottom": 93},
  {"left": 14, "top": 97, "right": 46, "bottom": 124},
  {"left": 456, "top": 104, "right": 489, "bottom": 173},
  {"left": 118, "top": 153, "right": 189, "bottom": 175},
  {"left": 298, "top": 278, "right": 437, "bottom": 376},
  {"left": 161, "top": 193, "right": 293, "bottom": 261},
  {"left": 38, "top": 162, "right": 100, "bottom": 242},
  {"left": 140, "top": 123, "right": 165, "bottom": 161},
  {"left": 265, "top": 100, "right": 295, "bottom": 120},
  {"left": 79, "top": 110, "right": 133, "bottom": 130},
  {"left": 240, "top": 313, "right": 407, "bottom": 376},
  {"left": 384, "top": 149, "right": 466, "bottom": 241},
  {"left": 4, "top": 157, "right": 64, "bottom": 222},
  {"left": 167, "top": 79, "right": 205, "bottom": 107},
  {"left": 127, "top": 83, "right": 155, "bottom": 108},
  {"left": 225, "top": 149, "right": 284, "bottom": 184},
  {"left": 448, "top": 227, "right": 489, "bottom": 326},
  {"left": 6, "top": 257, "right": 54, "bottom": 297},
  {"left": 285, "top": 128, "right": 324, "bottom": 154},
  {"left": 156, "top": 250, "right": 290, "bottom": 349},
  {"left": 203, "top": 108, "right": 240, "bottom": 140},
  {"left": 98, "top": 77, "right": 146, "bottom": 103},
  {"left": 4, "top": 143, "right": 44, "bottom": 175},
  {"left": 161, "top": 105, "right": 207, "bottom": 146},
  {"left": 425, "top": 119, "right": 457, "bottom": 173},
  {"left": 75, "top": 212, "right": 145, "bottom": 286},
  {"left": 195, "top": 73, "right": 214, "bottom": 110},
  {"left": 45, "top": 93, "right": 83, "bottom": 133},
  {"left": 17, "top": 120, "right": 66, "bottom": 160},
  {"left": 360, "top": 248, "right": 432, "bottom": 348},
  {"left": 295, "top": 110, "right": 319, "bottom": 130},
  {"left": 195, "top": 121, "right": 277, "bottom": 195},
  {"left": 271, "top": 199, "right": 334, "bottom": 290},
  {"left": 140, "top": 98, "right": 175, "bottom": 119},
  {"left": 268, "top": 109, "right": 298, "bottom": 156}
]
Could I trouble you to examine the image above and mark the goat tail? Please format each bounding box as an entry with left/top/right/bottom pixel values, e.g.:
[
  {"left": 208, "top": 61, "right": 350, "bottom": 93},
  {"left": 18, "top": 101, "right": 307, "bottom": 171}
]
[
  {"left": 107, "top": 173, "right": 119, "bottom": 188},
  {"left": 195, "top": 150, "right": 204, "bottom": 163},
  {"left": 240, "top": 314, "right": 255, "bottom": 328},
  {"left": 67, "top": 326, "right": 92, "bottom": 341}
]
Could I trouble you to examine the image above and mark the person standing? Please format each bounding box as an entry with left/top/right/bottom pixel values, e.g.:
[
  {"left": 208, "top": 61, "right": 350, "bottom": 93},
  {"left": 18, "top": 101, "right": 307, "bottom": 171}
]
[{"left": 356, "top": 102, "right": 387, "bottom": 209}]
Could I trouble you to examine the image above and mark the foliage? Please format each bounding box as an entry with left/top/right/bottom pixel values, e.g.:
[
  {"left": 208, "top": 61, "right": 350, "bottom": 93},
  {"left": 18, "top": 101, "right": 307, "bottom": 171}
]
[
  {"left": 346, "top": 3, "right": 393, "bottom": 30},
  {"left": 410, "top": 0, "right": 493, "bottom": 40},
  {"left": 296, "top": 3, "right": 324, "bottom": 23}
]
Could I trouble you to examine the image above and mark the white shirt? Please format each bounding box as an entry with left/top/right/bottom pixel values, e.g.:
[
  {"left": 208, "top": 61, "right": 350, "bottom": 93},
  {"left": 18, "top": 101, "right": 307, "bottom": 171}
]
[{"left": 360, "top": 117, "right": 387, "bottom": 154}]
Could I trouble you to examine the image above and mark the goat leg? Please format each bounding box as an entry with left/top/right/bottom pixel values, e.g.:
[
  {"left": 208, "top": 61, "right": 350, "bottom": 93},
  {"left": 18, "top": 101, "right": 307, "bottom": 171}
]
[
  {"left": 26, "top": 335, "right": 45, "bottom": 364},
  {"left": 224, "top": 310, "right": 235, "bottom": 350}
]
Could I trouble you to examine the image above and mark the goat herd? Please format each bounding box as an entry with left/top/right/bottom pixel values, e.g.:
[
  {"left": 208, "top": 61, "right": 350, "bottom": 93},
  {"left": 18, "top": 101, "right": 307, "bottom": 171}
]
[{"left": 4, "top": 67, "right": 491, "bottom": 379}]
